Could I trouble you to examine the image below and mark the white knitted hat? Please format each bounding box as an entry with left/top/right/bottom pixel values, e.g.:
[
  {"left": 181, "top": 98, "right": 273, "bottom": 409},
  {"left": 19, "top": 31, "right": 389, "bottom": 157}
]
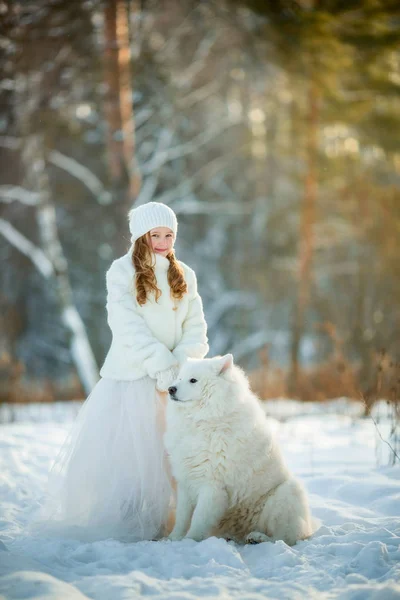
[{"left": 128, "top": 202, "right": 178, "bottom": 243}]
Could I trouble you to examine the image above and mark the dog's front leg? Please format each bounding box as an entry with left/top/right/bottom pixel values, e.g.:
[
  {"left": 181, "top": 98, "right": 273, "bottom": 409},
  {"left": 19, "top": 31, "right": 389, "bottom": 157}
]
[
  {"left": 168, "top": 484, "right": 194, "bottom": 541},
  {"left": 185, "top": 486, "right": 228, "bottom": 542}
]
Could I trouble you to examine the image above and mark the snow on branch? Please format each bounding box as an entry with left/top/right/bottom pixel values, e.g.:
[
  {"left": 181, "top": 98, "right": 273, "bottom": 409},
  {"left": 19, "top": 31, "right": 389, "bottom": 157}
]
[
  {"left": 49, "top": 151, "right": 112, "bottom": 205},
  {"left": 175, "top": 34, "right": 218, "bottom": 87},
  {"left": 155, "top": 146, "right": 248, "bottom": 206},
  {"left": 171, "top": 198, "right": 253, "bottom": 216},
  {"left": 0, "top": 136, "right": 111, "bottom": 204},
  {"left": 0, "top": 79, "right": 15, "bottom": 91},
  {"left": 135, "top": 106, "right": 155, "bottom": 129},
  {"left": 134, "top": 128, "right": 175, "bottom": 207},
  {"left": 155, "top": 6, "right": 199, "bottom": 57},
  {"left": 141, "top": 117, "right": 242, "bottom": 175},
  {"left": 62, "top": 306, "right": 100, "bottom": 394},
  {"left": 0, "top": 218, "right": 54, "bottom": 278},
  {"left": 231, "top": 330, "right": 288, "bottom": 362},
  {"left": 178, "top": 80, "right": 221, "bottom": 109},
  {"left": 0, "top": 185, "right": 39, "bottom": 206},
  {"left": 206, "top": 292, "right": 257, "bottom": 331},
  {"left": 0, "top": 136, "right": 20, "bottom": 150}
]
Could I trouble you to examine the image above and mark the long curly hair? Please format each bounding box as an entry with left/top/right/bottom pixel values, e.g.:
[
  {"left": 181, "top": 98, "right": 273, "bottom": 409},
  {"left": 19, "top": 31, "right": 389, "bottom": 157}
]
[{"left": 132, "top": 233, "right": 187, "bottom": 306}]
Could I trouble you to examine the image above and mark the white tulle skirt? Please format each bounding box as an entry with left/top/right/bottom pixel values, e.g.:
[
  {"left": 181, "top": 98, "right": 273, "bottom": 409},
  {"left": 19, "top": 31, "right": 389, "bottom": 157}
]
[{"left": 35, "top": 377, "right": 174, "bottom": 542}]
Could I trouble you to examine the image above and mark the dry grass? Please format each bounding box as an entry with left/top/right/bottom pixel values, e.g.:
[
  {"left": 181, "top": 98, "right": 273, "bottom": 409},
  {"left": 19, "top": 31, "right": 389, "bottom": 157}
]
[
  {"left": 0, "top": 351, "right": 84, "bottom": 404},
  {"left": 249, "top": 346, "right": 399, "bottom": 405},
  {"left": 249, "top": 344, "right": 399, "bottom": 464}
]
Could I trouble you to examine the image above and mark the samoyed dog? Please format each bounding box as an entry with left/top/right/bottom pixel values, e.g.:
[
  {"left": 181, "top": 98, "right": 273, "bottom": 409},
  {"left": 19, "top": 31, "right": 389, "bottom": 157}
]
[{"left": 165, "top": 354, "right": 314, "bottom": 545}]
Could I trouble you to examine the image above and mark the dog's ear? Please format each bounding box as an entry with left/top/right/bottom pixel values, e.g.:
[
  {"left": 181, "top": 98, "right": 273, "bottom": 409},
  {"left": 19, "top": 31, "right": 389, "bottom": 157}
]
[{"left": 215, "top": 354, "right": 234, "bottom": 375}]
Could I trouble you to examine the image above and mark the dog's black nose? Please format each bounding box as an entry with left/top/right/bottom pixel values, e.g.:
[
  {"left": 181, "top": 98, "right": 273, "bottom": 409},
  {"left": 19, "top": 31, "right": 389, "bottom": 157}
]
[{"left": 168, "top": 386, "right": 177, "bottom": 395}]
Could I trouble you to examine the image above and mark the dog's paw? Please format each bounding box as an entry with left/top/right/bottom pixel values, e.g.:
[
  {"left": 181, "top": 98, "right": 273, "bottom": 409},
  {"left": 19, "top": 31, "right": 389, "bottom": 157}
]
[
  {"left": 168, "top": 532, "right": 184, "bottom": 542},
  {"left": 245, "top": 531, "right": 271, "bottom": 545},
  {"left": 184, "top": 531, "right": 205, "bottom": 542}
]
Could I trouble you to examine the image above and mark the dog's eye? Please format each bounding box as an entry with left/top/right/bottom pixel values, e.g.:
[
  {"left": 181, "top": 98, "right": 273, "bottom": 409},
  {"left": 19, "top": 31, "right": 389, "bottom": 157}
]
[{"left": 189, "top": 378, "right": 198, "bottom": 384}]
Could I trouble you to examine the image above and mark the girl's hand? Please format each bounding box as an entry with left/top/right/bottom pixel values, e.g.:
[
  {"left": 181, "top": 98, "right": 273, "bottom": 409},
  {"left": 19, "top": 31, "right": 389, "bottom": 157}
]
[{"left": 155, "top": 367, "right": 179, "bottom": 392}]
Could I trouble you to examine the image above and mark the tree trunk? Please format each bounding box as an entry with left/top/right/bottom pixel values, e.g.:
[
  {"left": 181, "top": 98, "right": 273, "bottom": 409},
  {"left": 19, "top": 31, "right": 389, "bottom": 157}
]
[
  {"left": 103, "top": 0, "right": 126, "bottom": 184},
  {"left": 14, "top": 71, "right": 99, "bottom": 395},
  {"left": 288, "top": 80, "right": 319, "bottom": 396},
  {"left": 103, "top": 0, "right": 141, "bottom": 199},
  {"left": 116, "top": 0, "right": 141, "bottom": 199}
]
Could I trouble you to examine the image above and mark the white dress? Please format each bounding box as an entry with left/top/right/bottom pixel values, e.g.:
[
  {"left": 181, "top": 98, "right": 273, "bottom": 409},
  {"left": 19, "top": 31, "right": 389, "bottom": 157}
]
[
  {"left": 35, "top": 377, "right": 174, "bottom": 542},
  {"left": 34, "top": 252, "right": 208, "bottom": 542}
]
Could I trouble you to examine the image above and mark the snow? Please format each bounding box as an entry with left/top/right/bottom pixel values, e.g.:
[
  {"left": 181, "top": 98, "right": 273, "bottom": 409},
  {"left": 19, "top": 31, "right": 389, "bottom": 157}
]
[{"left": 0, "top": 399, "right": 399, "bottom": 599}]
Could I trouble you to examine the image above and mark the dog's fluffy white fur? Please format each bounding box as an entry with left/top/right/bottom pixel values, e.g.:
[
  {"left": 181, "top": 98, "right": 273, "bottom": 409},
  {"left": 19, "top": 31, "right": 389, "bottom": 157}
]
[{"left": 165, "top": 355, "right": 314, "bottom": 545}]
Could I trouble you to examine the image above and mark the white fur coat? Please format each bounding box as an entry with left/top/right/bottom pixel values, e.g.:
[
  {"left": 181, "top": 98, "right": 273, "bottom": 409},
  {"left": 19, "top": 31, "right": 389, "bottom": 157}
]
[{"left": 100, "top": 250, "right": 209, "bottom": 381}]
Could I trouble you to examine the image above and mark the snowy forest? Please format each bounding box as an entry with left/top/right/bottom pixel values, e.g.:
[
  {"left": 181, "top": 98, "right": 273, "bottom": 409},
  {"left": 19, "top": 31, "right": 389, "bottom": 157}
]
[
  {"left": 1, "top": 3, "right": 400, "bottom": 599},
  {"left": 0, "top": 0, "right": 399, "bottom": 406}
]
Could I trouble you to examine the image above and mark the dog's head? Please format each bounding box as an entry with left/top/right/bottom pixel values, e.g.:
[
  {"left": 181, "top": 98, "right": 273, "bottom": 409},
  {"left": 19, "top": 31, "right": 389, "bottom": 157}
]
[{"left": 168, "top": 354, "right": 248, "bottom": 415}]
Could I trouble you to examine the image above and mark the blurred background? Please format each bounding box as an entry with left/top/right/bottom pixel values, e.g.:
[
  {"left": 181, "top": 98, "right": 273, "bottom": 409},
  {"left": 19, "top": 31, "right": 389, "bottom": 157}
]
[{"left": 0, "top": 0, "right": 399, "bottom": 410}]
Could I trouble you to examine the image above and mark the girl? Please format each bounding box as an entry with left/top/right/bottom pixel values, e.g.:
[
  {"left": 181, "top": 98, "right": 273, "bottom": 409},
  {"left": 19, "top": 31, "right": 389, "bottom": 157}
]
[{"left": 38, "top": 201, "right": 209, "bottom": 542}]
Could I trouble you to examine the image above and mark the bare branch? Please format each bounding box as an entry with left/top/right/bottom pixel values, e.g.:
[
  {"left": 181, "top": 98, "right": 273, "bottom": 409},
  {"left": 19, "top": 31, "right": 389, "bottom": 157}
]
[{"left": 361, "top": 395, "right": 400, "bottom": 464}]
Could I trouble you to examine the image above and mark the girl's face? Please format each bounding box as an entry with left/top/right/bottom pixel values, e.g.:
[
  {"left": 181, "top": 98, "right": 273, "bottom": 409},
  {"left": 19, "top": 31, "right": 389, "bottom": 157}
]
[{"left": 148, "top": 227, "right": 175, "bottom": 257}]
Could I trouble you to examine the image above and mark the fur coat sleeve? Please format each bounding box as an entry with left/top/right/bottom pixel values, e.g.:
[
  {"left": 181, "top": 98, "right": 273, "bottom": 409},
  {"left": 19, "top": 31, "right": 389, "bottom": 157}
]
[
  {"left": 172, "top": 267, "right": 209, "bottom": 364},
  {"left": 105, "top": 261, "right": 178, "bottom": 378}
]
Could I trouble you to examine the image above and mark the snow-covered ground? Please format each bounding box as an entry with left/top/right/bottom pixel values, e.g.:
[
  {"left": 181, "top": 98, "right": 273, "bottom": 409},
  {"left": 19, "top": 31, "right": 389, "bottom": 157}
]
[{"left": 0, "top": 399, "right": 399, "bottom": 599}]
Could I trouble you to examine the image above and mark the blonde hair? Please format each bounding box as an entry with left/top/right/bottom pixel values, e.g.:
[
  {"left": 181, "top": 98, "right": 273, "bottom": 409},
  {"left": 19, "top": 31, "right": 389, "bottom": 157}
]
[{"left": 132, "top": 233, "right": 187, "bottom": 306}]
